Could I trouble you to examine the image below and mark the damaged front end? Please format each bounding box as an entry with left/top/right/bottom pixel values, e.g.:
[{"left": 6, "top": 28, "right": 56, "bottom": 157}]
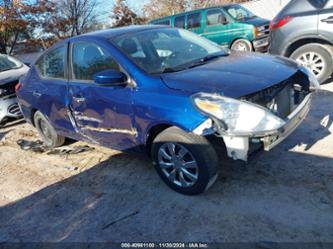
[
  {"left": 0, "top": 80, "right": 22, "bottom": 124},
  {"left": 192, "top": 67, "right": 319, "bottom": 161}
]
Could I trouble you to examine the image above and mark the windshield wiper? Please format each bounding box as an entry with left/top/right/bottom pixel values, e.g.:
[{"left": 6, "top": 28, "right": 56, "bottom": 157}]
[
  {"left": 0, "top": 68, "right": 12, "bottom": 73},
  {"left": 187, "top": 52, "right": 229, "bottom": 69},
  {"left": 201, "top": 52, "right": 229, "bottom": 62},
  {"left": 161, "top": 66, "right": 187, "bottom": 73},
  {"left": 160, "top": 52, "right": 229, "bottom": 74}
]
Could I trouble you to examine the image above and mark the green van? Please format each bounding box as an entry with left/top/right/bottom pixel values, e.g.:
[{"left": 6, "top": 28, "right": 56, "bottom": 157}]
[{"left": 150, "top": 4, "right": 270, "bottom": 52}]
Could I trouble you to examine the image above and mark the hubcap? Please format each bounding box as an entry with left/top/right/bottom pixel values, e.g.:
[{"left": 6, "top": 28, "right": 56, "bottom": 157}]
[
  {"left": 39, "top": 120, "right": 52, "bottom": 142},
  {"left": 296, "top": 52, "right": 325, "bottom": 78},
  {"left": 233, "top": 42, "right": 249, "bottom": 52},
  {"left": 158, "top": 143, "right": 199, "bottom": 187}
]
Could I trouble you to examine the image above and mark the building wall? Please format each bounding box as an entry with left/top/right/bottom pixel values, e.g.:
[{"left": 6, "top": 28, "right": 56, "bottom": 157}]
[{"left": 242, "top": 0, "right": 291, "bottom": 20}]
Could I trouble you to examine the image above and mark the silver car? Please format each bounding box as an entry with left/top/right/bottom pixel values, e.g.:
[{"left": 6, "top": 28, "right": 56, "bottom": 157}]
[
  {"left": 0, "top": 54, "right": 29, "bottom": 125},
  {"left": 269, "top": 0, "right": 333, "bottom": 83}
]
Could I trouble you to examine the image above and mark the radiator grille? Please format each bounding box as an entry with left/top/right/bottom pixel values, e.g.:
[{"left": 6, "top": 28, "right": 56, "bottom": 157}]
[
  {"left": 245, "top": 71, "right": 311, "bottom": 119},
  {"left": 8, "top": 103, "right": 21, "bottom": 116}
]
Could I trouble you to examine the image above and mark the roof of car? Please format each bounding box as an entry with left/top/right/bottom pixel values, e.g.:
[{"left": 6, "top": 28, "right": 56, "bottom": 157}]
[
  {"left": 150, "top": 4, "right": 237, "bottom": 23},
  {"left": 42, "top": 25, "right": 168, "bottom": 54},
  {"left": 75, "top": 25, "right": 166, "bottom": 40}
]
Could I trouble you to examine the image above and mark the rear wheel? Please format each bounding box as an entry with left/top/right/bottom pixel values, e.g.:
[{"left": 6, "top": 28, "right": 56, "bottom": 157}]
[
  {"left": 231, "top": 39, "right": 252, "bottom": 52},
  {"left": 34, "top": 111, "right": 65, "bottom": 148},
  {"left": 290, "top": 43, "right": 333, "bottom": 83},
  {"left": 151, "top": 127, "right": 219, "bottom": 195}
]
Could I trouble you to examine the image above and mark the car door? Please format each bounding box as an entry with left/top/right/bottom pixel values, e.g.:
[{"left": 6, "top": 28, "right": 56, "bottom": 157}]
[
  {"left": 318, "top": 0, "right": 333, "bottom": 44},
  {"left": 68, "top": 41, "right": 136, "bottom": 150},
  {"left": 31, "top": 44, "right": 74, "bottom": 135},
  {"left": 202, "top": 8, "right": 233, "bottom": 47}
]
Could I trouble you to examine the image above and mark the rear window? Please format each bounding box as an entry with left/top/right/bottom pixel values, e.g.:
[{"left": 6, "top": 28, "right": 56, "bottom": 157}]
[
  {"left": 174, "top": 15, "right": 185, "bottom": 28},
  {"left": 187, "top": 13, "right": 201, "bottom": 29},
  {"left": 36, "top": 46, "right": 65, "bottom": 79},
  {"left": 0, "top": 55, "right": 22, "bottom": 72}
]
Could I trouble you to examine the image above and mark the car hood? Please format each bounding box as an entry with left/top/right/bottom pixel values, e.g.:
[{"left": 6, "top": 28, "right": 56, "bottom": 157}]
[
  {"left": 0, "top": 65, "right": 29, "bottom": 86},
  {"left": 160, "top": 53, "right": 299, "bottom": 98},
  {"left": 239, "top": 16, "right": 269, "bottom": 26}
]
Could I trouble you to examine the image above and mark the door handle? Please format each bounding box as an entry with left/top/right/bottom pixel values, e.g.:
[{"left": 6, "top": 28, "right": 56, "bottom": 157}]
[
  {"left": 73, "top": 96, "right": 85, "bottom": 103},
  {"left": 32, "top": 91, "right": 41, "bottom": 97},
  {"left": 321, "top": 17, "right": 333, "bottom": 23}
]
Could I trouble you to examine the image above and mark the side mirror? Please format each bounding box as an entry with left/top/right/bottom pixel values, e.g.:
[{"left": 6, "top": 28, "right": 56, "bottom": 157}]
[{"left": 93, "top": 69, "right": 127, "bottom": 86}]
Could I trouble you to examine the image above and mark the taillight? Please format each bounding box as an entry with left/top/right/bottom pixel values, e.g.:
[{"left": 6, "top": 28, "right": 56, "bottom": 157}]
[
  {"left": 15, "top": 82, "right": 22, "bottom": 92},
  {"left": 269, "top": 16, "right": 293, "bottom": 30}
]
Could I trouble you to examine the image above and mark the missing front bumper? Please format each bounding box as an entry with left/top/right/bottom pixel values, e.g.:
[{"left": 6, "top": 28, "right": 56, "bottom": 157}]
[
  {"left": 262, "top": 93, "right": 312, "bottom": 151},
  {"left": 221, "top": 93, "right": 312, "bottom": 161}
]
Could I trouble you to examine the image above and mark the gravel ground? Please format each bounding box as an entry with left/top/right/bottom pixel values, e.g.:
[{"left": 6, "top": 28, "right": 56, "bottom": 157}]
[{"left": 0, "top": 81, "right": 332, "bottom": 243}]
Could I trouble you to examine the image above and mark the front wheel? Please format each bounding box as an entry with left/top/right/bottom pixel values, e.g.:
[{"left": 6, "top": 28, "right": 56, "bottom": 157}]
[
  {"left": 34, "top": 111, "right": 65, "bottom": 148},
  {"left": 291, "top": 43, "right": 333, "bottom": 84},
  {"left": 151, "top": 127, "right": 219, "bottom": 195},
  {"left": 231, "top": 39, "right": 253, "bottom": 52}
]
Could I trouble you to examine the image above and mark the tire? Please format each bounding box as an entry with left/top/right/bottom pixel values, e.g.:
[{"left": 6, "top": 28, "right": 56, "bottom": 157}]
[
  {"left": 231, "top": 39, "right": 252, "bottom": 52},
  {"left": 290, "top": 43, "right": 333, "bottom": 84},
  {"left": 151, "top": 126, "right": 219, "bottom": 195},
  {"left": 33, "top": 111, "right": 65, "bottom": 148}
]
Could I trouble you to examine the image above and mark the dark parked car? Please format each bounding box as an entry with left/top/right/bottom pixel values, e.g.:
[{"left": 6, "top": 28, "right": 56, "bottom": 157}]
[
  {"left": 17, "top": 26, "right": 319, "bottom": 195},
  {"left": 269, "top": 0, "right": 333, "bottom": 83},
  {"left": 0, "top": 54, "right": 29, "bottom": 126}
]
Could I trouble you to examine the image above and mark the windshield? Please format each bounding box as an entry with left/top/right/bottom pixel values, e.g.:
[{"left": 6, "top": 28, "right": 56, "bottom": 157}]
[
  {"left": 224, "top": 5, "right": 256, "bottom": 21},
  {"left": 113, "top": 28, "right": 227, "bottom": 74},
  {"left": 0, "top": 55, "right": 22, "bottom": 73}
]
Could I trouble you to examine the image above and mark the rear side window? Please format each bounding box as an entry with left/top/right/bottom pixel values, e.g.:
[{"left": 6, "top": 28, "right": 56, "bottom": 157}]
[
  {"left": 174, "top": 15, "right": 185, "bottom": 28},
  {"left": 207, "top": 9, "right": 228, "bottom": 26},
  {"left": 72, "top": 42, "right": 120, "bottom": 81},
  {"left": 36, "top": 46, "right": 65, "bottom": 79},
  {"left": 187, "top": 13, "right": 201, "bottom": 29},
  {"left": 154, "top": 19, "right": 170, "bottom": 25}
]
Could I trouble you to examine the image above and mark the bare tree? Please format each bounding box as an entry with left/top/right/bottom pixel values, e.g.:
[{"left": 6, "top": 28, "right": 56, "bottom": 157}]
[
  {"left": 58, "top": 0, "right": 98, "bottom": 36},
  {"left": 0, "top": 0, "right": 54, "bottom": 54},
  {"left": 143, "top": 0, "right": 188, "bottom": 20},
  {"left": 191, "top": 0, "right": 250, "bottom": 9},
  {"left": 112, "top": 0, "right": 146, "bottom": 27},
  {"left": 143, "top": 0, "right": 250, "bottom": 20}
]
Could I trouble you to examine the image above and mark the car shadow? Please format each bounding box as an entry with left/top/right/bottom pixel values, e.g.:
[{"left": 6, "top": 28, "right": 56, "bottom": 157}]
[
  {"left": 0, "top": 90, "right": 332, "bottom": 242},
  {"left": 284, "top": 89, "right": 333, "bottom": 151}
]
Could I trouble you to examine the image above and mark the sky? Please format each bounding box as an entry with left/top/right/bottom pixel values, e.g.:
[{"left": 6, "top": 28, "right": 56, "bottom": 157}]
[{"left": 95, "top": 0, "right": 148, "bottom": 23}]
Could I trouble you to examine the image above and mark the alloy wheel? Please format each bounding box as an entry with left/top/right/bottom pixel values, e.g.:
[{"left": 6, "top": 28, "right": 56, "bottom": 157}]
[
  {"left": 232, "top": 40, "right": 252, "bottom": 52},
  {"left": 157, "top": 142, "right": 199, "bottom": 187},
  {"left": 296, "top": 52, "right": 326, "bottom": 79},
  {"left": 233, "top": 43, "right": 248, "bottom": 51}
]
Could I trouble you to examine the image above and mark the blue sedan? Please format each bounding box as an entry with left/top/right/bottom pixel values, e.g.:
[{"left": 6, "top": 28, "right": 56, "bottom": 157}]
[{"left": 16, "top": 25, "right": 319, "bottom": 195}]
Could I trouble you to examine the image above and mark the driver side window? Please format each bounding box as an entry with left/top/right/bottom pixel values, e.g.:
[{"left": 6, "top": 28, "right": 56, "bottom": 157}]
[
  {"left": 72, "top": 42, "right": 120, "bottom": 81},
  {"left": 207, "top": 9, "right": 228, "bottom": 26}
]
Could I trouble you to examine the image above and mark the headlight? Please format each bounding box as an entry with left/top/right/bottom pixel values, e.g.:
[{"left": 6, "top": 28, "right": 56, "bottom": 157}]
[
  {"left": 299, "top": 65, "right": 320, "bottom": 90},
  {"left": 192, "top": 93, "right": 286, "bottom": 136}
]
